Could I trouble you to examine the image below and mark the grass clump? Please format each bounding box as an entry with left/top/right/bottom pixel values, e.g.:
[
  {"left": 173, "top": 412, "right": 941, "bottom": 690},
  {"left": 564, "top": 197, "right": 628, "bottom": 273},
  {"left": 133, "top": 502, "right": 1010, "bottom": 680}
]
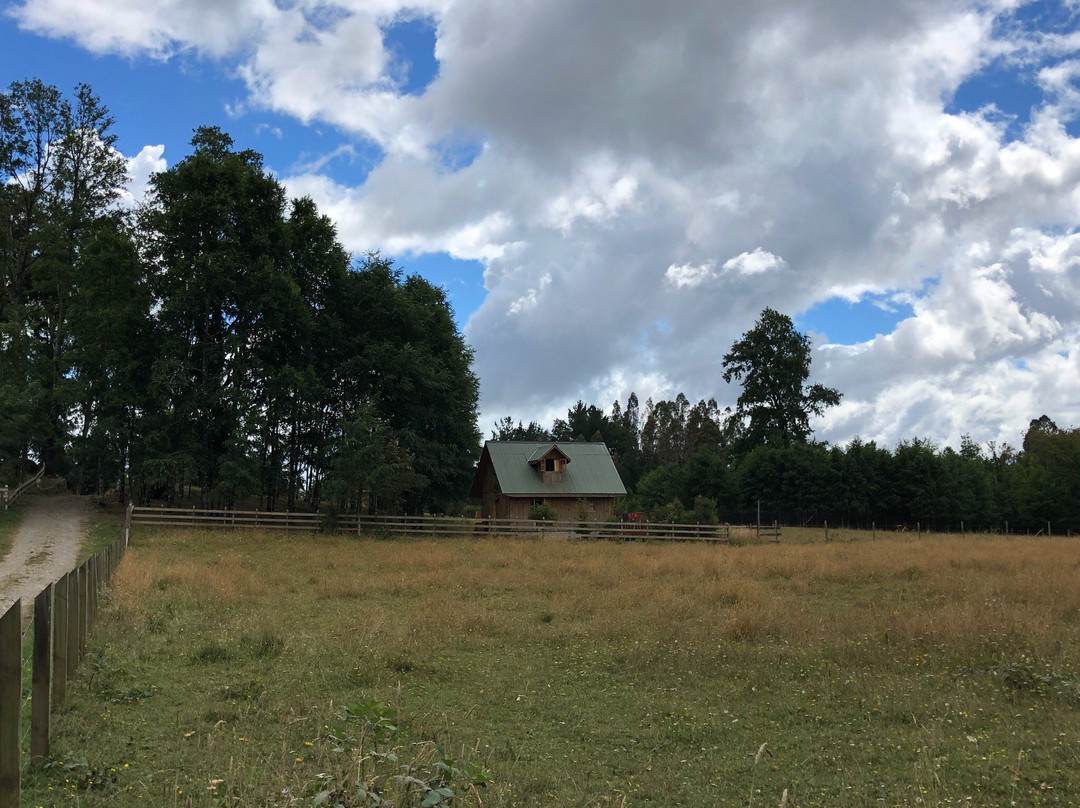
[{"left": 22, "top": 529, "right": 1080, "bottom": 807}]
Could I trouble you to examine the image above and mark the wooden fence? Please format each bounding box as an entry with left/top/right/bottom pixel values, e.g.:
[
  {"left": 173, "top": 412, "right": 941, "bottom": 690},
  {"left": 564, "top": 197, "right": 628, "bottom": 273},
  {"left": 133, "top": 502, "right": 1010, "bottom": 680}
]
[
  {"left": 0, "top": 510, "right": 129, "bottom": 808},
  {"left": 130, "top": 506, "right": 741, "bottom": 543},
  {"left": 0, "top": 467, "right": 44, "bottom": 513}
]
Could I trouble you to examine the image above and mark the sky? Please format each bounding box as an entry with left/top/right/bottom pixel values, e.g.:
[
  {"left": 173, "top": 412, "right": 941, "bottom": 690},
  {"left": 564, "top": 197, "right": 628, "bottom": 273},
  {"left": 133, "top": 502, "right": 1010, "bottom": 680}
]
[{"left": 3, "top": 0, "right": 1079, "bottom": 450}]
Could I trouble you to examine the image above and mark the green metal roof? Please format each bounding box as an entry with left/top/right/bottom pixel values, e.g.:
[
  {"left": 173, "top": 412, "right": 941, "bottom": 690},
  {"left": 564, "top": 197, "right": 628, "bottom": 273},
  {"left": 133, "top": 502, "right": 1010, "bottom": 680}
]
[{"left": 477, "top": 441, "right": 627, "bottom": 497}]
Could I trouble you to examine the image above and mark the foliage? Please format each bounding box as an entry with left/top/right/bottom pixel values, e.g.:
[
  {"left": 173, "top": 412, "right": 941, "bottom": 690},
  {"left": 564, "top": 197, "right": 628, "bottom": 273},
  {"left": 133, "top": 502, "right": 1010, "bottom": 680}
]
[
  {"left": 722, "top": 308, "right": 841, "bottom": 448},
  {"left": 690, "top": 494, "right": 718, "bottom": 524},
  {"left": 490, "top": 416, "right": 551, "bottom": 441},
  {"left": 2, "top": 83, "right": 481, "bottom": 513},
  {"left": 651, "top": 496, "right": 687, "bottom": 523},
  {"left": 527, "top": 501, "right": 556, "bottom": 520},
  {"left": 0, "top": 79, "right": 128, "bottom": 479}
]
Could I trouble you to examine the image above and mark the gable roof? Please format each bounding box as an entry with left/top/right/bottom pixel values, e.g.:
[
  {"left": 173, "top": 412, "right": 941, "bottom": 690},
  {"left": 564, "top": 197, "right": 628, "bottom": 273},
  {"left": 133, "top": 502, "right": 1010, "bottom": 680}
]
[{"left": 471, "top": 441, "right": 627, "bottom": 498}]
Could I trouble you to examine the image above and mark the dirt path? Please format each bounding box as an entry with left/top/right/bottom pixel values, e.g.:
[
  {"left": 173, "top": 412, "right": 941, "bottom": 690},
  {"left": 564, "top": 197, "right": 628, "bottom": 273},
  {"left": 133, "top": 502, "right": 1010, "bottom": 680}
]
[{"left": 0, "top": 494, "right": 89, "bottom": 612}]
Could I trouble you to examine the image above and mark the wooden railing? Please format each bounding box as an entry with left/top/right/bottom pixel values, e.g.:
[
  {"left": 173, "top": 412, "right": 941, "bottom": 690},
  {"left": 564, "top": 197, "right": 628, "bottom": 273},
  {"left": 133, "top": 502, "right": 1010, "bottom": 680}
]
[
  {"left": 129, "top": 507, "right": 739, "bottom": 543},
  {"left": 354, "top": 514, "right": 732, "bottom": 542},
  {"left": 0, "top": 521, "right": 128, "bottom": 806},
  {"left": 130, "top": 506, "right": 326, "bottom": 531},
  {"left": 0, "top": 466, "right": 44, "bottom": 513}
]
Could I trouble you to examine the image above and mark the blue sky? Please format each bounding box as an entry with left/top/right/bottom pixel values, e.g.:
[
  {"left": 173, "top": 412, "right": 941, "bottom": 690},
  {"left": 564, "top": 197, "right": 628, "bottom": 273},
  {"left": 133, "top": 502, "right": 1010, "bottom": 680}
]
[{"left": 3, "top": 0, "right": 1079, "bottom": 447}]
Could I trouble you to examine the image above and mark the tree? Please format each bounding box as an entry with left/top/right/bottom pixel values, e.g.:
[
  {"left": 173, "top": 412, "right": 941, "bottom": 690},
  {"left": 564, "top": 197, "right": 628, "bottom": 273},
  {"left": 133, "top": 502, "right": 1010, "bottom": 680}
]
[
  {"left": 0, "top": 79, "right": 127, "bottom": 477},
  {"left": 722, "top": 308, "right": 841, "bottom": 448},
  {"left": 324, "top": 402, "right": 415, "bottom": 515},
  {"left": 142, "top": 126, "right": 289, "bottom": 504},
  {"left": 491, "top": 417, "right": 551, "bottom": 441}
]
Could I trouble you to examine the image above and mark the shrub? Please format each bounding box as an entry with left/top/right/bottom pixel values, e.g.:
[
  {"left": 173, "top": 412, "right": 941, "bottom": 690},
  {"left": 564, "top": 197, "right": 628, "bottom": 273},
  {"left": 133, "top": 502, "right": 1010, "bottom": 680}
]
[
  {"left": 528, "top": 502, "right": 556, "bottom": 520},
  {"left": 691, "top": 495, "right": 719, "bottom": 525},
  {"left": 651, "top": 497, "right": 687, "bottom": 523}
]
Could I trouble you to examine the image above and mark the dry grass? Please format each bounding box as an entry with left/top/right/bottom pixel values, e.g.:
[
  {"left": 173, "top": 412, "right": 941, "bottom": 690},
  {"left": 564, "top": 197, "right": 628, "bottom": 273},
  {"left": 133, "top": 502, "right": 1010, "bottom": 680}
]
[
  {"left": 110, "top": 531, "right": 1077, "bottom": 657},
  {"left": 25, "top": 528, "right": 1080, "bottom": 807}
]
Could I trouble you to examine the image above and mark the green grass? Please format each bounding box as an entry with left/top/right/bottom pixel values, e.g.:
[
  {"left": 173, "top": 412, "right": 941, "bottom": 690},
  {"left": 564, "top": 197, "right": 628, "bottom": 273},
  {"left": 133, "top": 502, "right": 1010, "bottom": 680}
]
[
  {"left": 0, "top": 505, "right": 20, "bottom": 563},
  {"left": 21, "top": 530, "right": 1080, "bottom": 807},
  {"left": 80, "top": 505, "right": 125, "bottom": 562}
]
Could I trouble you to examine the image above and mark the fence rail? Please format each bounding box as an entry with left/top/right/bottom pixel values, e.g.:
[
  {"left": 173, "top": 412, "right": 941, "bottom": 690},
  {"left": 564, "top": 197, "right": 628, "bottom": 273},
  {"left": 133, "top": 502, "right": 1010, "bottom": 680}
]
[
  {"left": 0, "top": 508, "right": 129, "bottom": 807},
  {"left": 0, "top": 467, "right": 44, "bottom": 513},
  {"left": 131, "top": 506, "right": 325, "bottom": 531},
  {"left": 130, "top": 507, "right": 736, "bottom": 543}
]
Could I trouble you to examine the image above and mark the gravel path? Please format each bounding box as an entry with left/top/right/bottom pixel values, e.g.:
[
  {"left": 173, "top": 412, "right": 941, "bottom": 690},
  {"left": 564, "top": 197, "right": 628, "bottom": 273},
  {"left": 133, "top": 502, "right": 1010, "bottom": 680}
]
[{"left": 0, "top": 494, "right": 89, "bottom": 612}]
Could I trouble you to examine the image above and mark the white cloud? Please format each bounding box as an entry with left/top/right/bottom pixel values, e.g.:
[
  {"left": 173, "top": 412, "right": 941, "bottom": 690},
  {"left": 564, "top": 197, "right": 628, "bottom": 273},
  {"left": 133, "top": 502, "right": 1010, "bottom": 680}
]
[
  {"left": 665, "top": 261, "right": 716, "bottom": 288},
  {"left": 14, "top": 0, "right": 1080, "bottom": 446},
  {"left": 722, "top": 248, "right": 787, "bottom": 276},
  {"left": 120, "top": 144, "right": 166, "bottom": 207}
]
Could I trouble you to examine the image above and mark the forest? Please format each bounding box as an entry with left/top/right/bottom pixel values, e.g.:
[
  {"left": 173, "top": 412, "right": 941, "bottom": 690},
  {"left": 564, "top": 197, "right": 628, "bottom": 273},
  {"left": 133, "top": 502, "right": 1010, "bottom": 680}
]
[{"left": 0, "top": 79, "right": 479, "bottom": 513}]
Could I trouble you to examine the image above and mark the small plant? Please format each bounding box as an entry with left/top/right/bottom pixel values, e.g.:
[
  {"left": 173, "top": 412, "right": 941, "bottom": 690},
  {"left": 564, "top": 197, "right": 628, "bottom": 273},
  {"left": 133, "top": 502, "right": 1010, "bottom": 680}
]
[
  {"left": 306, "top": 700, "right": 491, "bottom": 807},
  {"left": 528, "top": 502, "right": 556, "bottom": 520}
]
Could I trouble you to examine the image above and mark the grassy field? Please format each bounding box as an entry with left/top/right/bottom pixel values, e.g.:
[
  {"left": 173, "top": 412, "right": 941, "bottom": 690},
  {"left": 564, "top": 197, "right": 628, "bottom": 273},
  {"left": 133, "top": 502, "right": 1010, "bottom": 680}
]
[{"left": 22, "top": 528, "right": 1080, "bottom": 807}]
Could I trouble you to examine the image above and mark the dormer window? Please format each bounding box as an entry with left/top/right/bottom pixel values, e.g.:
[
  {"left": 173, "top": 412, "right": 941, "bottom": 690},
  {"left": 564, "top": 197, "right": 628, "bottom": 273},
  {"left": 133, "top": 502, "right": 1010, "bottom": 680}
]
[{"left": 527, "top": 444, "right": 570, "bottom": 482}]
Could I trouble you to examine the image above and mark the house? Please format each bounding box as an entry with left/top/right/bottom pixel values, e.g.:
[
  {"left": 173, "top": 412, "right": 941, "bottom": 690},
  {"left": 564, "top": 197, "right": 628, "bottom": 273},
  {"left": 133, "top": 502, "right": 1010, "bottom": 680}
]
[{"left": 469, "top": 441, "right": 627, "bottom": 521}]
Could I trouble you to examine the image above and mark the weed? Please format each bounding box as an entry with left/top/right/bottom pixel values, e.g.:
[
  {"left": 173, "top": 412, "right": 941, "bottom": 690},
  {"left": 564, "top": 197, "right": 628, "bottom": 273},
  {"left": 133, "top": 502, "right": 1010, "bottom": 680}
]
[
  {"left": 190, "top": 640, "right": 235, "bottom": 664},
  {"left": 247, "top": 628, "right": 285, "bottom": 659}
]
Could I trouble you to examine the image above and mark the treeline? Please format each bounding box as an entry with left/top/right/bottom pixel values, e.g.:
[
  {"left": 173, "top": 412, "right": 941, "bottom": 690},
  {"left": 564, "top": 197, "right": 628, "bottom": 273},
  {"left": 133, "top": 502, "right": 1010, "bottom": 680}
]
[
  {"left": 496, "top": 399, "right": 1079, "bottom": 534},
  {"left": 1, "top": 79, "right": 480, "bottom": 512}
]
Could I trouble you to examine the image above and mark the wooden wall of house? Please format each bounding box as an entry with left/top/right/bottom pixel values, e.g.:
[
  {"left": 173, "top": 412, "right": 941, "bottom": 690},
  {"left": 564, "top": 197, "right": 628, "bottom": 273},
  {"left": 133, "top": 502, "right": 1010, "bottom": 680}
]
[
  {"left": 477, "top": 460, "right": 501, "bottom": 519},
  {"left": 501, "top": 496, "right": 616, "bottom": 521}
]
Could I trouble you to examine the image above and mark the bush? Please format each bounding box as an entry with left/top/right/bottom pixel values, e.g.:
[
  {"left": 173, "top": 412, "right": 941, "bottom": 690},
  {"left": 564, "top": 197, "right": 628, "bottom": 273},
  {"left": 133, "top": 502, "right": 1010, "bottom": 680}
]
[
  {"left": 651, "top": 497, "right": 687, "bottom": 523},
  {"left": 691, "top": 495, "right": 718, "bottom": 525},
  {"left": 528, "top": 502, "right": 556, "bottom": 520}
]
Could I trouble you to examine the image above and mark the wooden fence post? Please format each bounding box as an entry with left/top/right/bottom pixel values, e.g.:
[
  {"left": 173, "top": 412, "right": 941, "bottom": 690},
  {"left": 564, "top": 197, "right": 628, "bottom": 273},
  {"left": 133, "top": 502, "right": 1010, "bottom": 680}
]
[
  {"left": 86, "top": 556, "right": 95, "bottom": 634},
  {"left": 31, "top": 584, "right": 53, "bottom": 768},
  {"left": 69, "top": 566, "right": 82, "bottom": 674},
  {"left": 52, "top": 572, "right": 69, "bottom": 705},
  {"left": 0, "top": 600, "right": 21, "bottom": 808},
  {"left": 92, "top": 554, "right": 101, "bottom": 628},
  {"left": 79, "top": 561, "right": 89, "bottom": 657}
]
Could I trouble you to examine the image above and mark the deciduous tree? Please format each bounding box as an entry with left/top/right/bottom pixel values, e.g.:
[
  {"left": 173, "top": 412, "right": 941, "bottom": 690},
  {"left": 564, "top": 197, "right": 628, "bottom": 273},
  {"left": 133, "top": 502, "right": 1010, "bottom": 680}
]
[{"left": 722, "top": 308, "right": 841, "bottom": 449}]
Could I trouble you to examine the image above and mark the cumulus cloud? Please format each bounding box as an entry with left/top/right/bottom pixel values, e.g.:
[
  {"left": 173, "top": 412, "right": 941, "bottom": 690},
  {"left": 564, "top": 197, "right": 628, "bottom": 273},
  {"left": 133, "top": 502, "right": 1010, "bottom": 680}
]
[
  {"left": 14, "top": 0, "right": 1080, "bottom": 446},
  {"left": 665, "top": 261, "right": 716, "bottom": 289},
  {"left": 722, "top": 249, "right": 787, "bottom": 276},
  {"left": 119, "top": 144, "right": 166, "bottom": 207}
]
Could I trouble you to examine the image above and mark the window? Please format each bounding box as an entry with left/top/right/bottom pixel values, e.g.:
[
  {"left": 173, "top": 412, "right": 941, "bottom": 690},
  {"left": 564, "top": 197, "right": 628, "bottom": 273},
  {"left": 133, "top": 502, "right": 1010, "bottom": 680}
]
[{"left": 544, "top": 458, "right": 556, "bottom": 472}]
